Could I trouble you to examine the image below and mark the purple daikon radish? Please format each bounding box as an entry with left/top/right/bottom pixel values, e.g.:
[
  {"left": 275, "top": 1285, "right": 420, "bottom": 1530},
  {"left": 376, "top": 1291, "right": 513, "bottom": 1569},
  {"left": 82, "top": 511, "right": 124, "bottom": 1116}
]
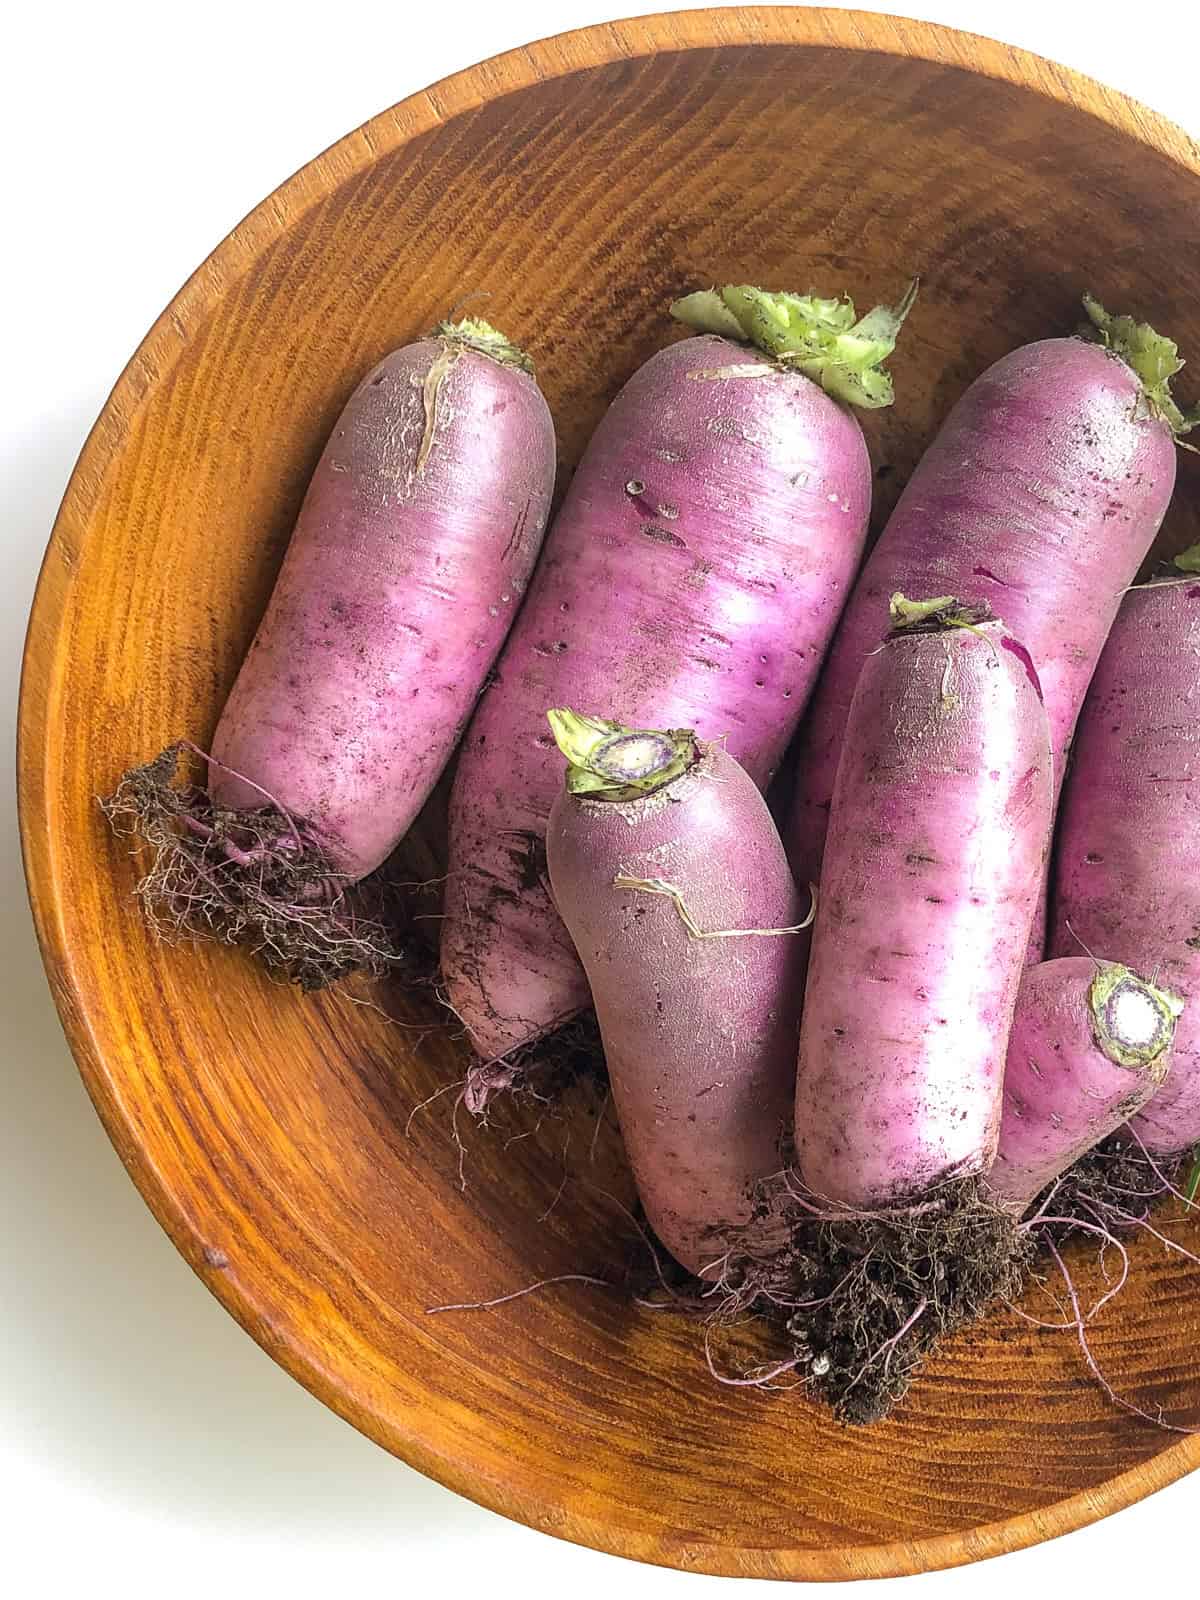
[
  {"left": 544, "top": 710, "right": 807, "bottom": 1276},
  {"left": 781, "top": 597, "right": 1053, "bottom": 1422},
  {"left": 442, "top": 282, "right": 914, "bottom": 1088},
  {"left": 795, "top": 596, "right": 1053, "bottom": 1209},
  {"left": 104, "top": 319, "right": 555, "bottom": 985},
  {"left": 985, "top": 959, "right": 1179, "bottom": 1215}
]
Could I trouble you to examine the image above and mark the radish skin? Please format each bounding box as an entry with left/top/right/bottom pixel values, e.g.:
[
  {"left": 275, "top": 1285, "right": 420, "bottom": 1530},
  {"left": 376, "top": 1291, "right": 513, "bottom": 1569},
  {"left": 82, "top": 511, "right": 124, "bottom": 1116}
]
[
  {"left": 985, "top": 959, "right": 1179, "bottom": 1215},
  {"left": 1050, "top": 571, "right": 1200, "bottom": 1152},
  {"left": 795, "top": 599, "right": 1053, "bottom": 1209},
  {"left": 442, "top": 283, "right": 913, "bottom": 1070},
  {"left": 211, "top": 323, "right": 555, "bottom": 874},
  {"left": 544, "top": 710, "right": 806, "bottom": 1276},
  {"left": 105, "top": 319, "right": 555, "bottom": 983},
  {"left": 789, "top": 300, "right": 1193, "bottom": 958}
]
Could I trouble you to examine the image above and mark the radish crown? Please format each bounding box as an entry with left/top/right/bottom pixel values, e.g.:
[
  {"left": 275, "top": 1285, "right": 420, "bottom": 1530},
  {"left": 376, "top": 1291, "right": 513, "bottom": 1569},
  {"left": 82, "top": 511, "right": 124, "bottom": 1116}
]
[
  {"left": 1081, "top": 295, "right": 1199, "bottom": 437},
  {"left": 1174, "top": 542, "right": 1200, "bottom": 573},
  {"left": 432, "top": 316, "right": 535, "bottom": 374},
  {"left": 887, "top": 592, "right": 993, "bottom": 635},
  {"left": 1088, "top": 963, "right": 1182, "bottom": 1070},
  {"left": 546, "top": 708, "right": 697, "bottom": 802},
  {"left": 669, "top": 279, "right": 917, "bottom": 409}
]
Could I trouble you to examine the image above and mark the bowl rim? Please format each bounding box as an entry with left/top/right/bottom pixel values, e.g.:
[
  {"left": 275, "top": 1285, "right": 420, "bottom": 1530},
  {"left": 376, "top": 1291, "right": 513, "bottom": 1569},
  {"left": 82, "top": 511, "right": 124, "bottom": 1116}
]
[{"left": 18, "top": 6, "right": 1200, "bottom": 1582}]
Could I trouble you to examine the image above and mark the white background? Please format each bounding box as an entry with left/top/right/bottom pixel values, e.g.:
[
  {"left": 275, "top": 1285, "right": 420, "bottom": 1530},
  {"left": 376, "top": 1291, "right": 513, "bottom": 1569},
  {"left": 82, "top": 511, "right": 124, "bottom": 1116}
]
[{"left": 3, "top": 1, "right": 1197, "bottom": 1594}]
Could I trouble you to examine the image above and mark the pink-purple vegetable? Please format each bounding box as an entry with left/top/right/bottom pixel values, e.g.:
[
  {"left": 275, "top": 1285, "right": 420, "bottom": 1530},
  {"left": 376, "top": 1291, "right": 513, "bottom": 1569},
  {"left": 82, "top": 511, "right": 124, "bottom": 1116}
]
[
  {"left": 544, "top": 709, "right": 806, "bottom": 1276},
  {"left": 794, "top": 597, "right": 1053, "bottom": 1209},
  {"left": 441, "top": 282, "right": 914, "bottom": 1077},
  {"left": 788, "top": 298, "right": 1194, "bottom": 960},
  {"left": 1050, "top": 567, "right": 1200, "bottom": 1153},
  {"left": 105, "top": 318, "right": 555, "bottom": 984},
  {"left": 985, "top": 958, "right": 1179, "bottom": 1215}
]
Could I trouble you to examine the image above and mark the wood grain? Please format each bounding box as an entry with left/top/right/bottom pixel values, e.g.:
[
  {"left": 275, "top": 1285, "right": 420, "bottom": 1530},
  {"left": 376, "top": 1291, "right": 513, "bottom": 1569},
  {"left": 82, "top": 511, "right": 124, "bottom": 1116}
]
[{"left": 18, "top": 7, "right": 1200, "bottom": 1581}]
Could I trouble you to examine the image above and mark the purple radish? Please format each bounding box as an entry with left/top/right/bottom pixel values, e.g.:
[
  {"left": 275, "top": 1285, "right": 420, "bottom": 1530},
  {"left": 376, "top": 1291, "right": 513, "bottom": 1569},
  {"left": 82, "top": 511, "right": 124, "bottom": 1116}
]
[
  {"left": 985, "top": 958, "right": 1179, "bottom": 1215},
  {"left": 442, "top": 281, "right": 915, "bottom": 1081},
  {"left": 544, "top": 709, "right": 808, "bottom": 1276},
  {"left": 795, "top": 596, "right": 1053, "bottom": 1209},
  {"left": 1050, "top": 561, "right": 1200, "bottom": 1153},
  {"left": 789, "top": 297, "right": 1196, "bottom": 959},
  {"left": 104, "top": 319, "right": 555, "bottom": 986}
]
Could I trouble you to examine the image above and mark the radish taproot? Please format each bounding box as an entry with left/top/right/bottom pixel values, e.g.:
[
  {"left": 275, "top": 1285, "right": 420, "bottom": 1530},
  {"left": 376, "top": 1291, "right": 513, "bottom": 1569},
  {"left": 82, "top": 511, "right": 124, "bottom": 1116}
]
[
  {"left": 795, "top": 596, "right": 1054, "bottom": 1209},
  {"left": 779, "top": 596, "right": 1051, "bottom": 1421},
  {"left": 441, "top": 282, "right": 915, "bottom": 1091},
  {"left": 788, "top": 297, "right": 1196, "bottom": 958},
  {"left": 1050, "top": 561, "right": 1200, "bottom": 1153},
  {"left": 544, "top": 710, "right": 809, "bottom": 1277},
  {"left": 103, "top": 319, "right": 556, "bottom": 986},
  {"left": 985, "top": 959, "right": 1180, "bottom": 1216}
]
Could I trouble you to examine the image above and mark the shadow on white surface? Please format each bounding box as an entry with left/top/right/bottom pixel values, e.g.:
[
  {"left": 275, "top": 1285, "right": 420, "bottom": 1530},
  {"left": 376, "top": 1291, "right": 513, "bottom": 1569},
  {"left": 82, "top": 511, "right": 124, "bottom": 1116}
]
[{"left": 1, "top": 406, "right": 482, "bottom": 1542}]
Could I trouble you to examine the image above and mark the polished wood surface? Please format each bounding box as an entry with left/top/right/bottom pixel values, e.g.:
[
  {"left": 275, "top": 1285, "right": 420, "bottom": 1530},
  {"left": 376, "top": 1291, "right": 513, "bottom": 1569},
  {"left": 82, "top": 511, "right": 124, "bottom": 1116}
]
[{"left": 19, "top": 7, "right": 1200, "bottom": 1581}]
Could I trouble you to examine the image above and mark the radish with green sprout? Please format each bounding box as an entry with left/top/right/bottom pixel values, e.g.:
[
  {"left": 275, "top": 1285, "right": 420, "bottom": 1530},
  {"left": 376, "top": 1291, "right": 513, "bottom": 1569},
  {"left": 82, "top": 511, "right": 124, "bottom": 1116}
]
[
  {"left": 544, "top": 709, "right": 809, "bottom": 1277},
  {"left": 441, "top": 281, "right": 915, "bottom": 1090},
  {"left": 104, "top": 319, "right": 556, "bottom": 986},
  {"left": 985, "top": 959, "right": 1180, "bottom": 1216},
  {"left": 794, "top": 595, "right": 1054, "bottom": 1210},
  {"left": 1051, "top": 556, "right": 1200, "bottom": 1154},
  {"left": 781, "top": 596, "right": 1053, "bottom": 1421},
  {"left": 788, "top": 297, "right": 1197, "bottom": 959}
]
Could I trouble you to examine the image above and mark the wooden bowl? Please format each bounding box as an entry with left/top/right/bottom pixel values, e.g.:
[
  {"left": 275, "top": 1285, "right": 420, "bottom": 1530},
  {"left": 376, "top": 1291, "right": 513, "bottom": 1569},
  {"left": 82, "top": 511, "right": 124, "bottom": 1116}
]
[{"left": 20, "top": 6, "right": 1200, "bottom": 1581}]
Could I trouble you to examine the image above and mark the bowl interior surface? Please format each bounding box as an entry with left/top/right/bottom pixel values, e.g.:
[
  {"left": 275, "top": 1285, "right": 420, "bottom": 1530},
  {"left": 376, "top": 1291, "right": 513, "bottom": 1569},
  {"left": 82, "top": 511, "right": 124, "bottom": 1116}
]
[{"left": 21, "top": 10, "right": 1200, "bottom": 1582}]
